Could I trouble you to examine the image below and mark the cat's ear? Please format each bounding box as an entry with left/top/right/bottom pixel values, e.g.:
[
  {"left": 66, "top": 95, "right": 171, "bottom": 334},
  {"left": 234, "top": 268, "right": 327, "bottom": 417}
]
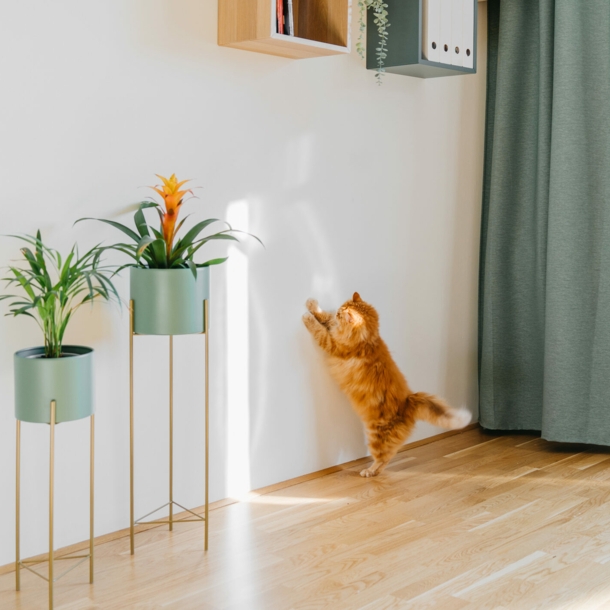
[{"left": 352, "top": 292, "right": 361, "bottom": 302}]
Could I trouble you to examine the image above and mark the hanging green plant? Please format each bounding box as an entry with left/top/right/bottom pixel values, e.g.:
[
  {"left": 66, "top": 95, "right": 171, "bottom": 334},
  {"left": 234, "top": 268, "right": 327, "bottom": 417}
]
[{"left": 356, "top": 0, "right": 390, "bottom": 84}]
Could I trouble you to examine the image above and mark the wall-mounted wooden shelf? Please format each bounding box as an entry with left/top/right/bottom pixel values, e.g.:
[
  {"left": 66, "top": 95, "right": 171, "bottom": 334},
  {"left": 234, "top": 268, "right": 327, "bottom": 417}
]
[
  {"left": 367, "top": 0, "right": 477, "bottom": 78},
  {"left": 218, "top": 0, "right": 351, "bottom": 59}
]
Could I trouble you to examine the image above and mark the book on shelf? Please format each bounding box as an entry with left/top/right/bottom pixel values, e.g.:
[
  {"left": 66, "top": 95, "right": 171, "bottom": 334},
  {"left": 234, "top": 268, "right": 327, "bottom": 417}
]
[
  {"left": 287, "top": 0, "right": 294, "bottom": 36},
  {"left": 277, "top": 0, "right": 284, "bottom": 34},
  {"left": 277, "top": 0, "right": 294, "bottom": 35}
]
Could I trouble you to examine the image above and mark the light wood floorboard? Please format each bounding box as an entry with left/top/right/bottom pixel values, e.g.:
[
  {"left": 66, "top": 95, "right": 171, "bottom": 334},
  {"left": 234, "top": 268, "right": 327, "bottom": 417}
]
[{"left": 4, "top": 427, "right": 610, "bottom": 608}]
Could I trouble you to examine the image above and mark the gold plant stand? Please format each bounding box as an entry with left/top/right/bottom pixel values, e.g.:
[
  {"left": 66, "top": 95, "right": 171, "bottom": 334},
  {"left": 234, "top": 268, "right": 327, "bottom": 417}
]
[
  {"left": 15, "top": 401, "right": 94, "bottom": 610},
  {"left": 129, "top": 300, "right": 209, "bottom": 554}
]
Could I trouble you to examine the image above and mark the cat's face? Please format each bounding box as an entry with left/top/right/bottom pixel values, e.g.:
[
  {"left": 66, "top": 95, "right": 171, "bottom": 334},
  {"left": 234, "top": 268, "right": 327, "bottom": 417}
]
[{"left": 333, "top": 292, "right": 379, "bottom": 343}]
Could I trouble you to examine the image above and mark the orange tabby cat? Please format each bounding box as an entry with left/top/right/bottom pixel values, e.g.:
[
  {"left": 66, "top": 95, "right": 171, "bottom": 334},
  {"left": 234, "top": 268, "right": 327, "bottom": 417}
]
[{"left": 303, "top": 293, "right": 471, "bottom": 477}]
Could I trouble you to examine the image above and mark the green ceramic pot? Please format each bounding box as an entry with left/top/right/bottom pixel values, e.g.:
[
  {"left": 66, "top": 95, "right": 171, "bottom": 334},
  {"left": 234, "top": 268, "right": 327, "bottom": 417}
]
[
  {"left": 130, "top": 267, "right": 209, "bottom": 336},
  {"left": 14, "top": 346, "right": 94, "bottom": 424}
]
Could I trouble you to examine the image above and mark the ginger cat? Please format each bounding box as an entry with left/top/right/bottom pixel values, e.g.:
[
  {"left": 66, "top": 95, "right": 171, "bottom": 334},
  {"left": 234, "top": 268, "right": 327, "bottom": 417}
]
[{"left": 303, "top": 293, "right": 471, "bottom": 477}]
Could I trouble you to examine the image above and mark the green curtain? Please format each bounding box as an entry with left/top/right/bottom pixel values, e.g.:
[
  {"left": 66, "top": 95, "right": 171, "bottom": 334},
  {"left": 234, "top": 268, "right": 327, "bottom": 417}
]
[{"left": 479, "top": 0, "right": 610, "bottom": 443}]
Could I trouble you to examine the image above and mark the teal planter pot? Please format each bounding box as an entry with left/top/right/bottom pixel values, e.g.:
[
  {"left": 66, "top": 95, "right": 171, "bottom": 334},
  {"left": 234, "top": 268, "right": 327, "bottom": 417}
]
[
  {"left": 130, "top": 267, "right": 209, "bottom": 335},
  {"left": 14, "top": 346, "right": 94, "bottom": 424}
]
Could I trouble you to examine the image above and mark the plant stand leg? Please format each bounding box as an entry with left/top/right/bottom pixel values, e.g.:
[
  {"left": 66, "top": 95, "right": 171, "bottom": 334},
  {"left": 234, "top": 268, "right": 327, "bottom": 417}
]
[
  {"left": 169, "top": 335, "right": 173, "bottom": 532},
  {"left": 204, "top": 299, "right": 209, "bottom": 551},
  {"left": 129, "top": 298, "right": 209, "bottom": 551},
  {"left": 49, "top": 400, "right": 56, "bottom": 610},
  {"left": 130, "top": 300, "right": 135, "bottom": 555},
  {"left": 15, "top": 420, "right": 20, "bottom": 592},
  {"left": 90, "top": 414, "right": 95, "bottom": 583},
  {"left": 16, "top": 400, "right": 91, "bottom": 606}
]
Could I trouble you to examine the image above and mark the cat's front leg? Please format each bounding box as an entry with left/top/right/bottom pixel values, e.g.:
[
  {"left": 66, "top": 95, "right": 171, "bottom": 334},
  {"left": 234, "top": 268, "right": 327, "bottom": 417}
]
[
  {"left": 306, "top": 298, "right": 333, "bottom": 325},
  {"left": 303, "top": 313, "right": 337, "bottom": 354}
]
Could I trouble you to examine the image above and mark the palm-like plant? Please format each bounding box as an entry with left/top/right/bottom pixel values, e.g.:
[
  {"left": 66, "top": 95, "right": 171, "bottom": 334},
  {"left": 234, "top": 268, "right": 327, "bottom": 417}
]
[
  {"left": 79, "top": 174, "right": 261, "bottom": 276},
  {"left": 0, "top": 231, "right": 120, "bottom": 358}
]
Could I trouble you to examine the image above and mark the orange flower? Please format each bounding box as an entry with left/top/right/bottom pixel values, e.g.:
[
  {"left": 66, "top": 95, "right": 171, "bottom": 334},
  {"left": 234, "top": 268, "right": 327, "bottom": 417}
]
[{"left": 151, "top": 174, "right": 192, "bottom": 256}]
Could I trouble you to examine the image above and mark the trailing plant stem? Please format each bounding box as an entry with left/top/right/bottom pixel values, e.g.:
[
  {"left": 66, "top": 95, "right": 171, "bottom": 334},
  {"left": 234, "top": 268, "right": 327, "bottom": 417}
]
[{"left": 357, "top": 0, "right": 390, "bottom": 83}]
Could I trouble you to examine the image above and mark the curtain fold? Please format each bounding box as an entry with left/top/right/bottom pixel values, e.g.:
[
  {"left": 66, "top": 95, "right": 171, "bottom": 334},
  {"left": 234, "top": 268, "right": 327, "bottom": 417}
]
[{"left": 479, "top": 0, "right": 610, "bottom": 443}]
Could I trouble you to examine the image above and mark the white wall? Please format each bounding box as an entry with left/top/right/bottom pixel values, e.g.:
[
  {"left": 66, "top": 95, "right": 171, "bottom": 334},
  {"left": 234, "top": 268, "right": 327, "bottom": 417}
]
[{"left": 0, "top": 1, "right": 487, "bottom": 565}]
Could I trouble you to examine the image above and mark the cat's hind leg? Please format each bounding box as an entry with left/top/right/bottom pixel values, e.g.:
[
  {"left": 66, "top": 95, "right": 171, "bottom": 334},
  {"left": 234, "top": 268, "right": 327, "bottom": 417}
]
[
  {"left": 360, "top": 459, "right": 390, "bottom": 478},
  {"left": 360, "top": 420, "right": 413, "bottom": 477}
]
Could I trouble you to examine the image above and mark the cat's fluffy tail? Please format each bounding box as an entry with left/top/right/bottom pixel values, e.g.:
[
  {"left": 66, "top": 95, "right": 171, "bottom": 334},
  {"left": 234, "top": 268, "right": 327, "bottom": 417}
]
[{"left": 406, "top": 392, "right": 471, "bottom": 430}]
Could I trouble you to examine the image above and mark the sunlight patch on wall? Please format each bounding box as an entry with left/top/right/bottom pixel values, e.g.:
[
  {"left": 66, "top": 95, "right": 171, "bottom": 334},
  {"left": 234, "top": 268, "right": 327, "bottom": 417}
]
[{"left": 226, "top": 200, "right": 251, "bottom": 499}]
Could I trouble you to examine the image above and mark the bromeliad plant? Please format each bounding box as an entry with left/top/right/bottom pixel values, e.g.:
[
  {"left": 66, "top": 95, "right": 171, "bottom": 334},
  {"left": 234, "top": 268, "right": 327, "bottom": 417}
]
[
  {"left": 79, "top": 174, "right": 260, "bottom": 275},
  {"left": 0, "top": 231, "right": 120, "bottom": 358}
]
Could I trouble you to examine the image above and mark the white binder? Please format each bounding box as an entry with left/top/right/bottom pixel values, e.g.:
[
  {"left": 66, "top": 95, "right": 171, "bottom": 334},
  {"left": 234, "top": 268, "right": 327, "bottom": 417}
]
[
  {"left": 462, "top": 0, "right": 474, "bottom": 69},
  {"left": 423, "top": 0, "right": 441, "bottom": 62},
  {"left": 450, "top": 0, "right": 463, "bottom": 66},
  {"left": 439, "top": 0, "right": 452, "bottom": 65}
]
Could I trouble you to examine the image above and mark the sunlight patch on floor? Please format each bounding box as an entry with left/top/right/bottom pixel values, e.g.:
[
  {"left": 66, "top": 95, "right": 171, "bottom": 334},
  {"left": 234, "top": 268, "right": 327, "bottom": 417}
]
[{"left": 244, "top": 494, "right": 337, "bottom": 506}]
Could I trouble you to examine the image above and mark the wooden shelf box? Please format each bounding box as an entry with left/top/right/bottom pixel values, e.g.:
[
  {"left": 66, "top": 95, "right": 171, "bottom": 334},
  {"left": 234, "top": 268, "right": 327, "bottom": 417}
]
[
  {"left": 218, "top": 0, "right": 351, "bottom": 59},
  {"left": 367, "top": 0, "right": 477, "bottom": 78}
]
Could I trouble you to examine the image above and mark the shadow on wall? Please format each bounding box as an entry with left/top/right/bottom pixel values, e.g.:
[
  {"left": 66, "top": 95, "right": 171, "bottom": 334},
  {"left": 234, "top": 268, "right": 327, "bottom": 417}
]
[
  {"left": 243, "top": 199, "right": 366, "bottom": 487},
  {"left": 292, "top": 202, "right": 366, "bottom": 465},
  {"left": 127, "top": 0, "right": 214, "bottom": 56},
  {"left": 442, "top": 2, "right": 487, "bottom": 419},
  {"left": 301, "top": 332, "right": 365, "bottom": 465}
]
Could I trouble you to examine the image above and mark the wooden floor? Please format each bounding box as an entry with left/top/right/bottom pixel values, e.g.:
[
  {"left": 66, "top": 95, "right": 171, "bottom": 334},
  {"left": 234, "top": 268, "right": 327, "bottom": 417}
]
[{"left": 5, "top": 427, "right": 610, "bottom": 609}]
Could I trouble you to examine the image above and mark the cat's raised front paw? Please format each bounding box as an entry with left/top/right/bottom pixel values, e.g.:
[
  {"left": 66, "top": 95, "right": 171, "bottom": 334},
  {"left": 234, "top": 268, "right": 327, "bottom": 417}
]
[
  {"left": 306, "top": 298, "right": 321, "bottom": 314},
  {"left": 302, "top": 312, "right": 317, "bottom": 330}
]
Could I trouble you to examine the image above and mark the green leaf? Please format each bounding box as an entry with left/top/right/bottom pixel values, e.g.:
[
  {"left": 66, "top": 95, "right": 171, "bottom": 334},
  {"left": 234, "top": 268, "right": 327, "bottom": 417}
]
[
  {"left": 20, "top": 247, "right": 42, "bottom": 274},
  {"left": 113, "top": 263, "right": 137, "bottom": 275},
  {"left": 195, "top": 233, "right": 240, "bottom": 245},
  {"left": 169, "top": 219, "right": 224, "bottom": 263},
  {"left": 135, "top": 236, "right": 157, "bottom": 259},
  {"left": 229, "top": 229, "right": 265, "bottom": 248},
  {"left": 93, "top": 243, "right": 141, "bottom": 263},
  {"left": 186, "top": 259, "right": 197, "bottom": 278},
  {"left": 35, "top": 230, "right": 43, "bottom": 262},
  {"left": 199, "top": 257, "right": 228, "bottom": 267},
  {"left": 7, "top": 310, "right": 37, "bottom": 321},
  {"left": 188, "top": 233, "right": 239, "bottom": 258},
  {"left": 180, "top": 219, "right": 223, "bottom": 249},
  {"left": 57, "top": 311, "right": 71, "bottom": 342},
  {"left": 138, "top": 201, "right": 159, "bottom": 210},
  {"left": 10, "top": 268, "right": 37, "bottom": 300},
  {"left": 134, "top": 208, "right": 150, "bottom": 238},
  {"left": 76, "top": 218, "right": 140, "bottom": 243},
  {"left": 169, "top": 257, "right": 186, "bottom": 269},
  {"left": 60, "top": 249, "right": 76, "bottom": 283},
  {"left": 150, "top": 239, "right": 168, "bottom": 268}
]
